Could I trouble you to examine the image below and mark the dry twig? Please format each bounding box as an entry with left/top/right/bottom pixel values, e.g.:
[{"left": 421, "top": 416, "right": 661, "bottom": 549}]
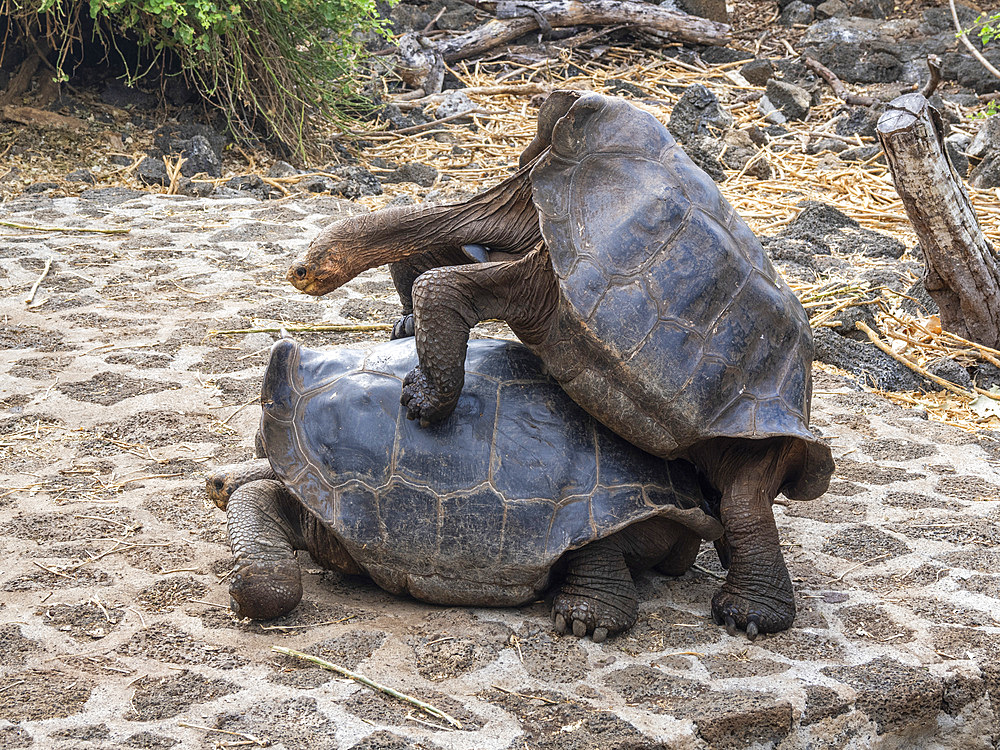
[
  {"left": 272, "top": 646, "right": 463, "bottom": 729},
  {"left": 209, "top": 323, "right": 392, "bottom": 336},
  {"left": 24, "top": 258, "right": 52, "bottom": 306},
  {"left": 0, "top": 220, "right": 129, "bottom": 234}
]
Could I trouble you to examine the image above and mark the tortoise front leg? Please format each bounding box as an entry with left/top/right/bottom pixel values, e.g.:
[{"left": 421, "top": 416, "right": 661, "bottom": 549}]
[
  {"left": 691, "top": 438, "right": 799, "bottom": 640},
  {"left": 401, "top": 246, "right": 558, "bottom": 425},
  {"left": 226, "top": 479, "right": 305, "bottom": 619},
  {"left": 389, "top": 245, "right": 475, "bottom": 340}
]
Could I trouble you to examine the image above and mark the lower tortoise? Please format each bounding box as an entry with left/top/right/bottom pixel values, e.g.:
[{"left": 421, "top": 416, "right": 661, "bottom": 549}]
[{"left": 208, "top": 337, "right": 723, "bottom": 640}]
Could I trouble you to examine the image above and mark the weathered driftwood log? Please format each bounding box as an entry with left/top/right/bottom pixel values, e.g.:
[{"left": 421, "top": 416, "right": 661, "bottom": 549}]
[
  {"left": 437, "top": 1, "right": 730, "bottom": 62},
  {"left": 877, "top": 93, "right": 1000, "bottom": 348}
]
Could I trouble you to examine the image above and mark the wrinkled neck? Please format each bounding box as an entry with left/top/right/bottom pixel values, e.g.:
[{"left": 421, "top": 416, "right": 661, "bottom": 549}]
[{"left": 329, "top": 165, "right": 541, "bottom": 275}]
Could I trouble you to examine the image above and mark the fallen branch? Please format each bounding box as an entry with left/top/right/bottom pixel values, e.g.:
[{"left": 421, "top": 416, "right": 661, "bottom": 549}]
[
  {"left": 272, "top": 646, "right": 463, "bottom": 729},
  {"left": 436, "top": 0, "right": 730, "bottom": 62},
  {"left": 1, "top": 104, "right": 89, "bottom": 131},
  {"left": 0, "top": 220, "right": 130, "bottom": 234},
  {"left": 802, "top": 56, "right": 876, "bottom": 106},
  {"left": 209, "top": 323, "right": 393, "bottom": 336}
]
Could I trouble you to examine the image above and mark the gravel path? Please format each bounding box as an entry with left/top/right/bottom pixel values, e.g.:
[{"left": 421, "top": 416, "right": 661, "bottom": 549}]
[{"left": 3, "top": 189, "right": 1000, "bottom": 749}]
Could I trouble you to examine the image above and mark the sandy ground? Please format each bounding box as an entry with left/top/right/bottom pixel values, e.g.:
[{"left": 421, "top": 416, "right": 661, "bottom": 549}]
[{"left": 3, "top": 187, "right": 1000, "bottom": 749}]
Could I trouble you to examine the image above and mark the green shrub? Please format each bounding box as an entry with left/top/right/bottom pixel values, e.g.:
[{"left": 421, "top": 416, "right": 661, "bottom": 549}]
[{"left": 4, "top": 0, "right": 393, "bottom": 158}]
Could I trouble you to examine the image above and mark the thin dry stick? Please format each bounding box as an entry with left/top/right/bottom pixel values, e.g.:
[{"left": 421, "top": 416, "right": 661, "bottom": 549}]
[
  {"left": 176, "top": 723, "right": 269, "bottom": 747},
  {"left": 950, "top": 0, "right": 1000, "bottom": 81},
  {"left": 938, "top": 329, "right": 1000, "bottom": 365},
  {"left": 24, "top": 257, "right": 51, "bottom": 306},
  {"left": 272, "top": 646, "right": 463, "bottom": 729},
  {"left": 360, "top": 107, "right": 497, "bottom": 138},
  {"left": 692, "top": 563, "right": 726, "bottom": 581},
  {"left": 210, "top": 323, "right": 392, "bottom": 336},
  {"left": 0, "top": 220, "right": 129, "bottom": 234},
  {"left": 835, "top": 552, "right": 893, "bottom": 581},
  {"left": 164, "top": 155, "right": 185, "bottom": 196}
]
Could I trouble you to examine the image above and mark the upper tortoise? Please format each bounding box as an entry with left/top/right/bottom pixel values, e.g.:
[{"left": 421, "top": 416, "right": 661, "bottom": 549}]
[
  {"left": 207, "top": 337, "right": 723, "bottom": 641},
  {"left": 288, "top": 91, "right": 834, "bottom": 638}
]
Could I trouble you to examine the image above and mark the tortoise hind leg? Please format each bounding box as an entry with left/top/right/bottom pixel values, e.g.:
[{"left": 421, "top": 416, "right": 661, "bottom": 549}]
[
  {"left": 690, "top": 437, "right": 801, "bottom": 640},
  {"left": 552, "top": 541, "right": 637, "bottom": 644},
  {"left": 552, "top": 517, "right": 696, "bottom": 642}
]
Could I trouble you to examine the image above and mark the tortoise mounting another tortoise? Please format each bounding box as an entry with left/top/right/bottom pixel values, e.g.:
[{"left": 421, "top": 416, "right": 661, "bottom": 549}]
[
  {"left": 208, "top": 337, "right": 723, "bottom": 641},
  {"left": 287, "top": 91, "right": 834, "bottom": 639}
]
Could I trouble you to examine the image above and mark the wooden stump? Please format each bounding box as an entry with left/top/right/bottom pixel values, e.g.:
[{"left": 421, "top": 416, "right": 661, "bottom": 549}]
[{"left": 877, "top": 93, "right": 1000, "bottom": 349}]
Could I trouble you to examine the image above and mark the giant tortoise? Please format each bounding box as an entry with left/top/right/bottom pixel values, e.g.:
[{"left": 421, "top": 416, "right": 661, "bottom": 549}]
[
  {"left": 208, "top": 337, "right": 723, "bottom": 640},
  {"left": 286, "top": 91, "right": 834, "bottom": 638}
]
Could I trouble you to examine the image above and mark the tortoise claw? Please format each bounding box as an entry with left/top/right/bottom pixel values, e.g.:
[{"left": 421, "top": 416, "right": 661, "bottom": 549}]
[
  {"left": 724, "top": 615, "right": 739, "bottom": 638},
  {"left": 746, "top": 618, "right": 760, "bottom": 641},
  {"left": 572, "top": 619, "right": 587, "bottom": 638},
  {"left": 400, "top": 367, "right": 459, "bottom": 425},
  {"left": 390, "top": 314, "right": 415, "bottom": 340},
  {"left": 592, "top": 627, "right": 608, "bottom": 643},
  {"left": 554, "top": 613, "right": 567, "bottom": 634}
]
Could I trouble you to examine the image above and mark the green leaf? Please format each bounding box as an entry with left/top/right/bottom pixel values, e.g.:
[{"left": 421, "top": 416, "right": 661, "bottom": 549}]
[{"left": 970, "top": 386, "right": 1000, "bottom": 419}]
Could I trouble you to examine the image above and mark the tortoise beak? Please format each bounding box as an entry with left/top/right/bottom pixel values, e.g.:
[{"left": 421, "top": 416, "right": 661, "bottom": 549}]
[{"left": 286, "top": 258, "right": 345, "bottom": 296}]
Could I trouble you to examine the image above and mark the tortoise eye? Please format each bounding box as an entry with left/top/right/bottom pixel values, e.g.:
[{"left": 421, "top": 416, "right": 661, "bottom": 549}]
[{"left": 293, "top": 266, "right": 307, "bottom": 279}]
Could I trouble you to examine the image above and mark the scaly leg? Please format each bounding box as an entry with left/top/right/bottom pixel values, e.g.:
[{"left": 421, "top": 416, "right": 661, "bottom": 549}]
[
  {"left": 552, "top": 517, "right": 700, "bottom": 642},
  {"left": 226, "top": 479, "right": 305, "bottom": 620},
  {"left": 388, "top": 246, "right": 471, "bottom": 340},
  {"left": 401, "top": 247, "right": 558, "bottom": 425},
  {"left": 690, "top": 438, "right": 799, "bottom": 640}
]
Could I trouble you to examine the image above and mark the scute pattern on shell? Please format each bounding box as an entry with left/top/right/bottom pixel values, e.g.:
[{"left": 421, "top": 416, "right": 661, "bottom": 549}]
[
  {"left": 531, "top": 93, "right": 820, "bottom": 455},
  {"left": 258, "top": 338, "right": 721, "bottom": 604}
]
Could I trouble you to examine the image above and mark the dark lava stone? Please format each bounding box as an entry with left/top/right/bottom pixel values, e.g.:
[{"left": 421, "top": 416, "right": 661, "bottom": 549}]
[
  {"left": 813, "top": 327, "right": 931, "bottom": 392},
  {"left": 925, "top": 357, "right": 974, "bottom": 390},
  {"left": 822, "top": 657, "right": 943, "bottom": 731},
  {"left": 741, "top": 58, "right": 776, "bottom": 86},
  {"left": 668, "top": 83, "right": 732, "bottom": 142}
]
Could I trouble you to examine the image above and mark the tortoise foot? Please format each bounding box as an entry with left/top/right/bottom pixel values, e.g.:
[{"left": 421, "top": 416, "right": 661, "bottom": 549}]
[
  {"left": 229, "top": 559, "right": 303, "bottom": 620},
  {"left": 390, "top": 314, "right": 415, "bottom": 340},
  {"left": 551, "top": 543, "right": 638, "bottom": 642},
  {"left": 711, "top": 585, "right": 794, "bottom": 641},
  {"left": 400, "top": 366, "right": 459, "bottom": 426},
  {"left": 551, "top": 593, "right": 634, "bottom": 643}
]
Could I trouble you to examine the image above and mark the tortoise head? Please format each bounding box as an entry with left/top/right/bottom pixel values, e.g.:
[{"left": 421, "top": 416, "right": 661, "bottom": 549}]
[
  {"left": 205, "top": 466, "right": 241, "bottom": 510},
  {"left": 288, "top": 203, "right": 462, "bottom": 296},
  {"left": 287, "top": 213, "right": 377, "bottom": 296}
]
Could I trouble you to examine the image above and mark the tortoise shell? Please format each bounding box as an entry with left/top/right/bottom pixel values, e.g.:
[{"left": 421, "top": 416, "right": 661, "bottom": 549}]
[
  {"left": 528, "top": 93, "right": 831, "bottom": 494},
  {"left": 259, "top": 337, "right": 722, "bottom": 605}
]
